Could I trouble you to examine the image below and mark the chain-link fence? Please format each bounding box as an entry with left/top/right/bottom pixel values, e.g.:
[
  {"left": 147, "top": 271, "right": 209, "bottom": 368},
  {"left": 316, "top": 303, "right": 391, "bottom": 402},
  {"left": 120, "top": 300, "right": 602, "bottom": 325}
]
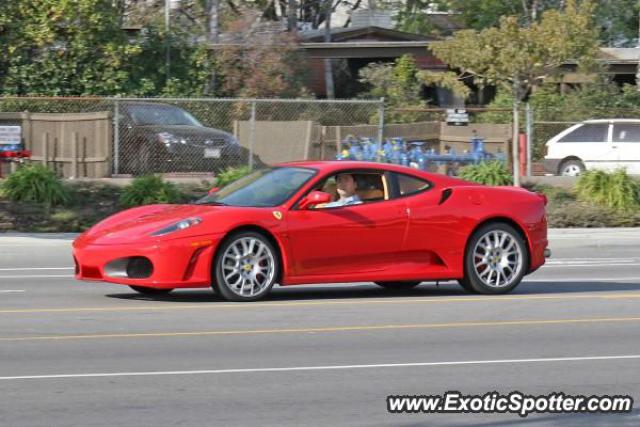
[
  {"left": 6, "top": 96, "right": 635, "bottom": 178},
  {"left": 0, "top": 97, "right": 383, "bottom": 177}
]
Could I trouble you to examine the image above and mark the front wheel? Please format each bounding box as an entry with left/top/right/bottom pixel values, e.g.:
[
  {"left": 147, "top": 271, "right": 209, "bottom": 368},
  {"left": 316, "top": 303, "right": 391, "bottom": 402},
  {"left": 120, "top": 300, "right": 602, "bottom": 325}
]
[
  {"left": 375, "top": 281, "right": 421, "bottom": 290},
  {"left": 459, "top": 223, "right": 528, "bottom": 294},
  {"left": 213, "top": 232, "right": 279, "bottom": 302},
  {"left": 129, "top": 285, "right": 174, "bottom": 295}
]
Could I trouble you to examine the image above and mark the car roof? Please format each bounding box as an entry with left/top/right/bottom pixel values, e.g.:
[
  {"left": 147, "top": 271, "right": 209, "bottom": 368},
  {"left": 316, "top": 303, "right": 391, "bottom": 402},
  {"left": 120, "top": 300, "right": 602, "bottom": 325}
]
[
  {"left": 583, "top": 119, "right": 640, "bottom": 124},
  {"left": 275, "top": 160, "right": 470, "bottom": 186}
]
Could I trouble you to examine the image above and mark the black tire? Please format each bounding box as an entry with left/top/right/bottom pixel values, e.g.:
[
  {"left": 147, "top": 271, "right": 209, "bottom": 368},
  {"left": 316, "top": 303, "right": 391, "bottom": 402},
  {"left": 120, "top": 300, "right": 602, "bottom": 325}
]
[
  {"left": 132, "top": 143, "right": 154, "bottom": 175},
  {"left": 559, "top": 159, "right": 585, "bottom": 176},
  {"left": 212, "top": 231, "right": 279, "bottom": 302},
  {"left": 375, "top": 281, "right": 421, "bottom": 290},
  {"left": 459, "top": 222, "right": 529, "bottom": 295},
  {"left": 129, "top": 285, "right": 174, "bottom": 295}
]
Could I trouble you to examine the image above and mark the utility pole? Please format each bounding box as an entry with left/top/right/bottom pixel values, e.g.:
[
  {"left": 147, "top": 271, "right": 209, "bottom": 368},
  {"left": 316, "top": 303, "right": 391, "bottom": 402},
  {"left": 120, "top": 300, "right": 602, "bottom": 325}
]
[
  {"left": 165, "top": 0, "right": 171, "bottom": 82},
  {"left": 637, "top": 4, "right": 640, "bottom": 91}
]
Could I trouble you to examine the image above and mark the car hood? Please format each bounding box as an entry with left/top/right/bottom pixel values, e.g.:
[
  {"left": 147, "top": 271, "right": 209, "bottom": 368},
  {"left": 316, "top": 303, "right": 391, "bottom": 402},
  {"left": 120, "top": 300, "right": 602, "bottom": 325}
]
[{"left": 76, "top": 204, "right": 224, "bottom": 246}]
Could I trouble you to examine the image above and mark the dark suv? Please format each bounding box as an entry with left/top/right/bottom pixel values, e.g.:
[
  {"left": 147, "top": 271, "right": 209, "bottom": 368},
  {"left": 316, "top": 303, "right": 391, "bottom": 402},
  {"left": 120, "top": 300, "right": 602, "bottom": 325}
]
[{"left": 116, "top": 102, "right": 251, "bottom": 175}]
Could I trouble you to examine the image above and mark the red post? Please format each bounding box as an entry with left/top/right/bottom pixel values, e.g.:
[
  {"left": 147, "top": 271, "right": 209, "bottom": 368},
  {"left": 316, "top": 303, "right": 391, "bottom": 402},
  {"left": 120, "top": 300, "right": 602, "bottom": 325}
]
[{"left": 518, "top": 133, "right": 527, "bottom": 177}]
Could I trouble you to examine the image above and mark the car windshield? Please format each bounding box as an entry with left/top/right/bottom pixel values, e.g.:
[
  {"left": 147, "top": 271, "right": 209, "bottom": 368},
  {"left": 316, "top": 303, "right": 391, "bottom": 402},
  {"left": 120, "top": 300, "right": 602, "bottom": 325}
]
[
  {"left": 128, "top": 105, "right": 203, "bottom": 126},
  {"left": 195, "top": 167, "right": 317, "bottom": 207}
]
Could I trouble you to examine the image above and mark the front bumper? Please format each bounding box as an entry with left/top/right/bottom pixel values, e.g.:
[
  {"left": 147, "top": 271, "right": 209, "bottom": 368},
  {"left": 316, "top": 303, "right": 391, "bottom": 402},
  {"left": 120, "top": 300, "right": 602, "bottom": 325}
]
[{"left": 73, "top": 236, "right": 221, "bottom": 289}]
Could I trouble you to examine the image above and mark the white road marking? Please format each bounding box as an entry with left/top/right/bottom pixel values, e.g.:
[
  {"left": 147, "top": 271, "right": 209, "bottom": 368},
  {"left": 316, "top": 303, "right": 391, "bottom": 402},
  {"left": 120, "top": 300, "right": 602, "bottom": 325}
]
[
  {"left": 0, "top": 355, "right": 638, "bottom": 381},
  {"left": 544, "top": 263, "right": 640, "bottom": 268},
  {"left": 0, "top": 290, "right": 25, "bottom": 293},
  {"left": 545, "top": 258, "right": 640, "bottom": 265},
  {"left": 0, "top": 275, "right": 73, "bottom": 279},
  {"left": 0, "top": 267, "right": 73, "bottom": 271},
  {"left": 525, "top": 277, "right": 640, "bottom": 282}
]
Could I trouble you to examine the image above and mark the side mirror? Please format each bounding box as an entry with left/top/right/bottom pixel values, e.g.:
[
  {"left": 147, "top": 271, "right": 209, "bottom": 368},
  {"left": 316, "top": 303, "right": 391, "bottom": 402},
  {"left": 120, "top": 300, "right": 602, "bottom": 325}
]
[
  {"left": 208, "top": 187, "right": 220, "bottom": 195},
  {"left": 299, "top": 191, "right": 331, "bottom": 210}
]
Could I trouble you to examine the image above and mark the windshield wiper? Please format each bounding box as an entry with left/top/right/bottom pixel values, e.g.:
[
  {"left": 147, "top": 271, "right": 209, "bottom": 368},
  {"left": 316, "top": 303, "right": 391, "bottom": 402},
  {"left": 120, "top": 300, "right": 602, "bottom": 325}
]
[{"left": 197, "top": 201, "right": 228, "bottom": 206}]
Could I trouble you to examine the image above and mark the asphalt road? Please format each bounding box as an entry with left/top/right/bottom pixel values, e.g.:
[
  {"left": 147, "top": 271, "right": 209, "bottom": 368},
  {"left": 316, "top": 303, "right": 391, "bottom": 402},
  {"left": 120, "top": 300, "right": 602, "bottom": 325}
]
[{"left": 1, "top": 229, "right": 639, "bottom": 426}]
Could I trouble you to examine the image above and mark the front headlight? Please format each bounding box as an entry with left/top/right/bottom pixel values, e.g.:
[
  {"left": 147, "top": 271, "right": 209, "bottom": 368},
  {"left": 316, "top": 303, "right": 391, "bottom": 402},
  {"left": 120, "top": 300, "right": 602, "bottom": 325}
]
[
  {"left": 157, "top": 132, "right": 186, "bottom": 146},
  {"left": 151, "top": 217, "right": 202, "bottom": 236}
]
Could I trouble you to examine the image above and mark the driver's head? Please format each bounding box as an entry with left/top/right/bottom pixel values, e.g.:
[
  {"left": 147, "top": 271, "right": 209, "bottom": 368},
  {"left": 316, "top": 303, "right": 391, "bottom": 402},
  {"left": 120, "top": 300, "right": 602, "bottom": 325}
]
[{"left": 336, "top": 173, "right": 357, "bottom": 198}]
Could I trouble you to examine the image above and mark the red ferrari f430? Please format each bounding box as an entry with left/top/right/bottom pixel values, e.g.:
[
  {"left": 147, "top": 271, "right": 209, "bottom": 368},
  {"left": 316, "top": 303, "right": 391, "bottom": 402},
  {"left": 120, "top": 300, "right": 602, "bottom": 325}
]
[{"left": 73, "top": 161, "right": 549, "bottom": 301}]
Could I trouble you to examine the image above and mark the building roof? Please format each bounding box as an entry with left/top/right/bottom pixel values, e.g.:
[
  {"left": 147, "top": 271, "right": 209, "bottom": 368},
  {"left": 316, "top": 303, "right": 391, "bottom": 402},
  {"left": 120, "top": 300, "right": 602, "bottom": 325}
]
[{"left": 300, "top": 26, "right": 439, "bottom": 43}]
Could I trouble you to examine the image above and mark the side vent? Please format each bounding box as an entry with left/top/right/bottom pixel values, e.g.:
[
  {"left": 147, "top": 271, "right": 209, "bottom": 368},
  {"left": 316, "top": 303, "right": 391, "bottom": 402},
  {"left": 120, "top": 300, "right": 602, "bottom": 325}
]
[{"left": 439, "top": 188, "right": 453, "bottom": 205}]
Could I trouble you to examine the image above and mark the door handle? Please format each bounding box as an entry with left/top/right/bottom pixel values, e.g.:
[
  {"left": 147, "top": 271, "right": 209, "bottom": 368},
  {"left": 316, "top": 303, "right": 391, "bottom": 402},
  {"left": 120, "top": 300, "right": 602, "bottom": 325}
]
[{"left": 612, "top": 145, "right": 618, "bottom": 149}]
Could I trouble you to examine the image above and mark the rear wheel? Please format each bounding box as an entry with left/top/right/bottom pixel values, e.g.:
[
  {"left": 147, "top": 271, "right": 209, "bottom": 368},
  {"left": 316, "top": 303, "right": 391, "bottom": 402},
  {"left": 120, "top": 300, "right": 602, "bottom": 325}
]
[
  {"left": 213, "top": 231, "right": 279, "bottom": 302},
  {"left": 129, "top": 285, "right": 174, "bottom": 295},
  {"left": 559, "top": 159, "right": 585, "bottom": 176},
  {"left": 375, "top": 281, "right": 421, "bottom": 290},
  {"left": 459, "top": 223, "right": 528, "bottom": 294}
]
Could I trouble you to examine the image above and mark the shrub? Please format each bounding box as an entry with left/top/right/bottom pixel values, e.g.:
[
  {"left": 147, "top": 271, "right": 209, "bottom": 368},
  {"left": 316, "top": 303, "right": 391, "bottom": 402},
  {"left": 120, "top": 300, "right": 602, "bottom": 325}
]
[
  {"left": 575, "top": 169, "right": 639, "bottom": 211},
  {"left": 528, "top": 183, "right": 575, "bottom": 203},
  {"left": 215, "top": 166, "right": 252, "bottom": 188},
  {"left": 458, "top": 161, "right": 513, "bottom": 186},
  {"left": 0, "top": 164, "right": 69, "bottom": 206},
  {"left": 119, "top": 175, "right": 181, "bottom": 208}
]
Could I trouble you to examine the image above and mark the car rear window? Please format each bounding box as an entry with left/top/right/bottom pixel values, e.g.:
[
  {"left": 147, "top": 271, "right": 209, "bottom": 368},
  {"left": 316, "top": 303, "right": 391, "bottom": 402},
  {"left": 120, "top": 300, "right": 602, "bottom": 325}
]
[
  {"left": 395, "top": 173, "right": 431, "bottom": 196},
  {"left": 558, "top": 124, "right": 608, "bottom": 143},
  {"left": 613, "top": 124, "right": 640, "bottom": 143}
]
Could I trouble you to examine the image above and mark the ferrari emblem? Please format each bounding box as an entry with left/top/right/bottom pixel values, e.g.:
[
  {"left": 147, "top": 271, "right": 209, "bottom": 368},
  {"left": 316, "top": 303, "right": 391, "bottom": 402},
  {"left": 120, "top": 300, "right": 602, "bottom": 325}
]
[{"left": 272, "top": 211, "right": 283, "bottom": 220}]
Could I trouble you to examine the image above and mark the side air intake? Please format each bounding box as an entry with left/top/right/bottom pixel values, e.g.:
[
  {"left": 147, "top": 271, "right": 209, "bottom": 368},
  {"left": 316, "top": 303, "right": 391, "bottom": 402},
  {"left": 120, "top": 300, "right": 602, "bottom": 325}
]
[{"left": 439, "top": 188, "right": 453, "bottom": 205}]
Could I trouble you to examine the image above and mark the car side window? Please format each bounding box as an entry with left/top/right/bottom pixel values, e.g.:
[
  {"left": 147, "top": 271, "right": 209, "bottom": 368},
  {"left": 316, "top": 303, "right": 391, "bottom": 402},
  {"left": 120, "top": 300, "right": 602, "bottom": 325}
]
[
  {"left": 558, "top": 124, "right": 608, "bottom": 143},
  {"left": 613, "top": 124, "right": 640, "bottom": 143},
  {"left": 311, "top": 172, "right": 388, "bottom": 209},
  {"left": 395, "top": 173, "right": 431, "bottom": 196}
]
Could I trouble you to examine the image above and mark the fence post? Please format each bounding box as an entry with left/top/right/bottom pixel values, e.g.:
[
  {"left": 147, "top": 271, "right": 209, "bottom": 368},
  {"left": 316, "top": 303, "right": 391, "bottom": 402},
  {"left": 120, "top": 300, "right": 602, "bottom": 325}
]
[
  {"left": 71, "top": 132, "right": 78, "bottom": 179},
  {"left": 525, "top": 103, "right": 533, "bottom": 177},
  {"left": 512, "top": 101, "right": 520, "bottom": 187},
  {"left": 249, "top": 100, "right": 256, "bottom": 170},
  {"left": 377, "top": 97, "right": 385, "bottom": 144},
  {"left": 42, "top": 132, "right": 49, "bottom": 168},
  {"left": 113, "top": 97, "right": 120, "bottom": 175}
]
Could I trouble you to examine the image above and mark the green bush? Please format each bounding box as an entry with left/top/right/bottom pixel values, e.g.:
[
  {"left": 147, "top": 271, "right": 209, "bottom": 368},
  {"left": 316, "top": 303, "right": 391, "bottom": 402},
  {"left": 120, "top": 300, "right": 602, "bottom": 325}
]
[
  {"left": 215, "top": 166, "right": 252, "bottom": 188},
  {"left": 575, "top": 169, "right": 639, "bottom": 212},
  {"left": 119, "top": 175, "right": 181, "bottom": 208},
  {"left": 458, "top": 161, "right": 513, "bottom": 186},
  {"left": 528, "top": 183, "right": 575, "bottom": 203},
  {"left": 0, "top": 164, "right": 69, "bottom": 206}
]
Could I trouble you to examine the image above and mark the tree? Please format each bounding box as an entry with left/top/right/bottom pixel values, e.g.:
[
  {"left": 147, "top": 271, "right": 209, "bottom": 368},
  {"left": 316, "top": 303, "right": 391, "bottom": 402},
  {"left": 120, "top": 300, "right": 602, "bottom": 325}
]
[
  {"left": 359, "top": 54, "right": 431, "bottom": 122},
  {"left": 0, "top": 0, "right": 142, "bottom": 95},
  {"left": 394, "top": 0, "right": 639, "bottom": 47},
  {"left": 214, "top": 14, "right": 310, "bottom": 98},
  {"left": 425, "top": 0, "right": 600, "bottom": 185}
]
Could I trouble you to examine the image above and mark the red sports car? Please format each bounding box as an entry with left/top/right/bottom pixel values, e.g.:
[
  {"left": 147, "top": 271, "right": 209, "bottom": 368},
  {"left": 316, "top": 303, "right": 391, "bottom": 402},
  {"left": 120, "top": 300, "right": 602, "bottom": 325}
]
[{"left": 73, "top": 161, "right": 549, "bottom": 301}]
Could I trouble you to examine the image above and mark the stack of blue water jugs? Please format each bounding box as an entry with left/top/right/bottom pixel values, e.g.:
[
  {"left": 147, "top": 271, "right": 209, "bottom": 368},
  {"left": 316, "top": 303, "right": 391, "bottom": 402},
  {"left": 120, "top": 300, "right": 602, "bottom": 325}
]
[{"left": 336, "top": 135, "right": 505, "bottom": 171}]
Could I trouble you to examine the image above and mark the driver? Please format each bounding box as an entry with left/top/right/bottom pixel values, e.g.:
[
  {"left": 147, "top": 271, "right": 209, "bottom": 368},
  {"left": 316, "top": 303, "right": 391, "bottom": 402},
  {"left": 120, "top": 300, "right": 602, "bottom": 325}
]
[{"left": 320, "top": 173, "right": 362, "bottom": 208}]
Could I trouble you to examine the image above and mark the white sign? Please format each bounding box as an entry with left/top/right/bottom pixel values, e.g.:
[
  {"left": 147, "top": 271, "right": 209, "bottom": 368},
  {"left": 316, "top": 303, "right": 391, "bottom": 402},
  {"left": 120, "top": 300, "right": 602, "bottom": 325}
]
[
  {"left": 446, "top": 109, "right": 469, "bottom": 126},
  {"left": 0, "top": 126, "right": 21, "bottom": 145}
]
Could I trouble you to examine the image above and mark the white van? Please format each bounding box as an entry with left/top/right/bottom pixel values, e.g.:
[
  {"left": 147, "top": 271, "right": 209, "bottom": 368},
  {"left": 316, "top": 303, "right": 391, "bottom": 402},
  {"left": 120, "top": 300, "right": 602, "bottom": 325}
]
[{"left": 543, "top": 119, "right": 640, "bottom": 176}]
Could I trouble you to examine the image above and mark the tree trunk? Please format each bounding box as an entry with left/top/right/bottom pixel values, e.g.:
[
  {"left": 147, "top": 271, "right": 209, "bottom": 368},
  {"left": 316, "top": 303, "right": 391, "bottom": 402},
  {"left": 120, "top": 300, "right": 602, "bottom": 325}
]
[
  {"left": 323, "top": 0, "right": 335, "bottom": 99},
  {"left": 204, "top": 0, "right": 219, "bottom": 96},
  {"left": 288, "top": 0, "right": 297, "bottom": 31}
]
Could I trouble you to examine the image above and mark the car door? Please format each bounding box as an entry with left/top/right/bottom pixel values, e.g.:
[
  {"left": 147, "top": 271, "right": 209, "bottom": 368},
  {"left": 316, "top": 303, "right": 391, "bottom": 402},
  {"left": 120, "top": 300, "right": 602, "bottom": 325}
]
[
  {"left": 286, "top": 171, "right": 408, "bottom": 278},
  {"left": 611, "top": 122, "right": 640, "bottom": 174},
  {"left": 391, "top": 172, "right": 462, "bottom": 275},
  {"left": 556, "top": 122, "right": 615, "bottom": 171}
]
